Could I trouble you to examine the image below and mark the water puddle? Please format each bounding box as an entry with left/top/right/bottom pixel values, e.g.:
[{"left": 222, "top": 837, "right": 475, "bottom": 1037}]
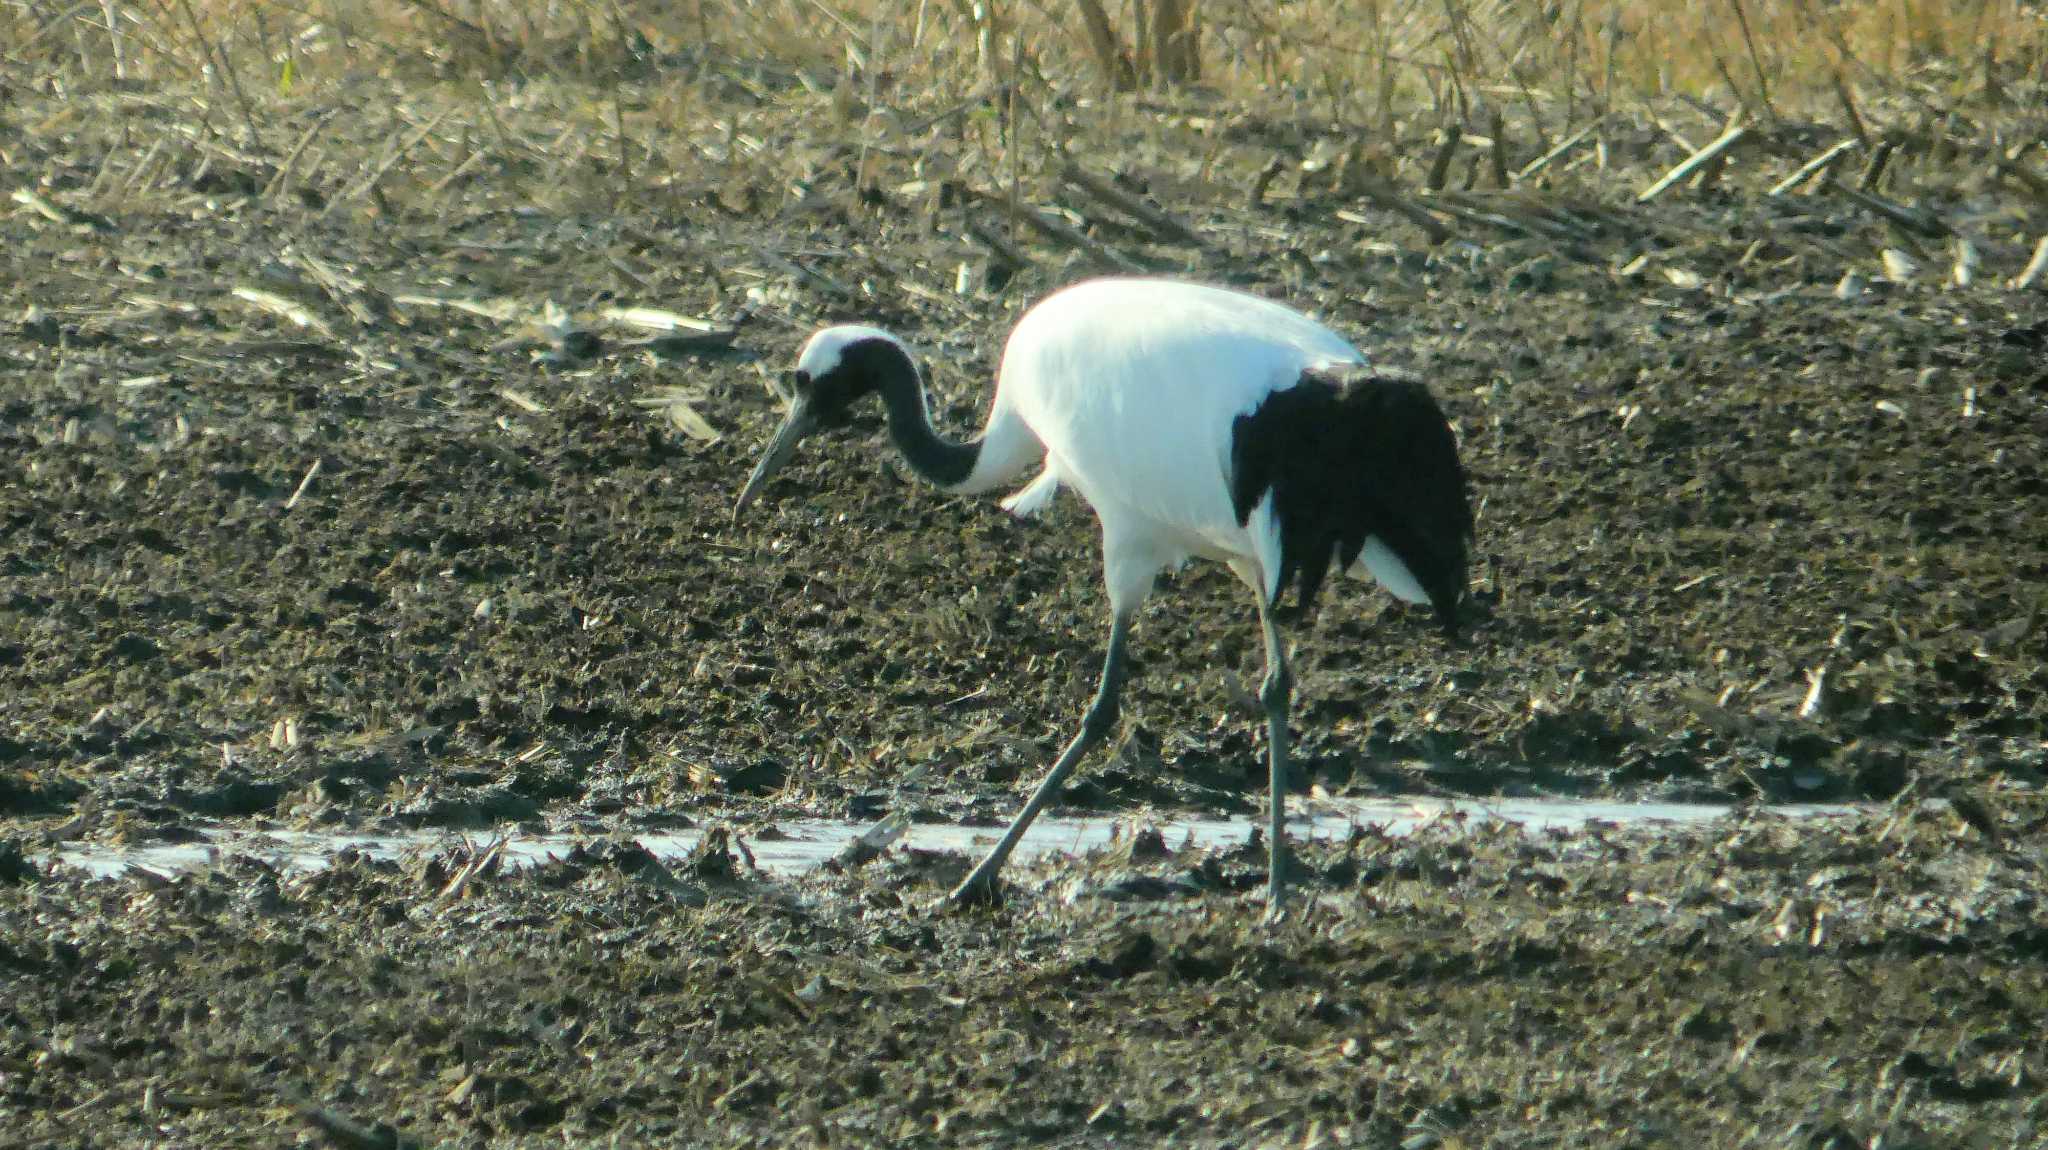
[{"left": 46, "top": 797, "right": 1867, "bottom": 880}]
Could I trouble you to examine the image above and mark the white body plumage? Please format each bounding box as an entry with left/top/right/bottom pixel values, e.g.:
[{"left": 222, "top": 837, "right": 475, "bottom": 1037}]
[{"left": 792, "top": 279, "right": 1433, "bottom": 614}]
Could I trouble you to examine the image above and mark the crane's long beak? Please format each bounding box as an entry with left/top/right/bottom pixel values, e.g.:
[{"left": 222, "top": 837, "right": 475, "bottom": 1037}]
[{"left": 733, "top": 402, "right": 815, "bottom": 520}]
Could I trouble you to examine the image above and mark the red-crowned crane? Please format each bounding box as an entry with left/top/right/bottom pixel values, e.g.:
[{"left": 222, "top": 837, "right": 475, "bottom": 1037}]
[{"left": 733, "top": 277, "right": 1473, "bottom": 911}]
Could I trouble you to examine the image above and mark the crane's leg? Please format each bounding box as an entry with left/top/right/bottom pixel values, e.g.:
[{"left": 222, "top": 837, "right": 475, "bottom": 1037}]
[
  {"left": 947, "top": 610, "right": 1132, "bottom": 907},
  {"left": 1256, "top": 597, "right": 1293, "bottom": 911}
]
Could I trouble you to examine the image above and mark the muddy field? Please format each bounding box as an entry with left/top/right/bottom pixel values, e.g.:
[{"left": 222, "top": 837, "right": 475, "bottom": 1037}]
[
  {"left": 4, "top": 798, "right": 2046, "bottom": 1147},
  {"left": 5, "top": 80, "right": 2048, "bottom": 829},
  {"left": 3, "top": 28, "right": 2048, "bottom": 1148}
]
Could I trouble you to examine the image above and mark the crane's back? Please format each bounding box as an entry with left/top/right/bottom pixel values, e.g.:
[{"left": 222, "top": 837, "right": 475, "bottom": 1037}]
[
  {"left": 996, "top": 280, "right": 1362, "bottom": 544},
  {"left": 1003, "top": 280, "right": 1362, "bottom": 397},
  {"left": 991, "top": 278, "right": 1469, "bottom": 627}
]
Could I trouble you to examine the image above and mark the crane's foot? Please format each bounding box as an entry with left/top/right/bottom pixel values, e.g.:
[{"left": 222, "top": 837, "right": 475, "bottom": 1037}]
[
  {"left": 1261, "top": 881, "right": 1290, "bottom": 927},
  {"left": 942, "top": 871, "right": 1005, "bottom": 911}
]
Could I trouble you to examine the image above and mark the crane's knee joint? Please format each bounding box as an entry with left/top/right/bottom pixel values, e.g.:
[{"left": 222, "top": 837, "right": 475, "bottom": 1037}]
[
  {"left": 1259, "top": 665, "right": 1292, "bottom": 713},
  {"left": 1081, "top": 694, "right": 1120, "bottom": 740}
]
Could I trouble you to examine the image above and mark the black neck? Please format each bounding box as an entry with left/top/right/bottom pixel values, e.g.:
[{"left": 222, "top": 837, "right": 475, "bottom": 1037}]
[{"left": 868, "top": 346, "right": 981, "bottom": 490}]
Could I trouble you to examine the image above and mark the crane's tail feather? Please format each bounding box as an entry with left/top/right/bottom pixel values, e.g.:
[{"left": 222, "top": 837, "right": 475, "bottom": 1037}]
[
  {"left": 1230, "top": 368, "right": 1473, "bottom": 631},
  {"left": 999, "top": 467, "right": 1062, "bottom": 519}
]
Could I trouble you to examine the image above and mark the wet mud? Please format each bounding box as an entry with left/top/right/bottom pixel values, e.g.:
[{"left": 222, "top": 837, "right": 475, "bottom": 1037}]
[{"left": 5, "top": 797, "right": 2046, "bottom": 1147}]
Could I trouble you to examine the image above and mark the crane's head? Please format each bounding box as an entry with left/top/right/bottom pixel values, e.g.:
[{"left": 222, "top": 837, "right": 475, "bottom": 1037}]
[{"left": 733, "top": 325, "right": 911, "bottom": 518}]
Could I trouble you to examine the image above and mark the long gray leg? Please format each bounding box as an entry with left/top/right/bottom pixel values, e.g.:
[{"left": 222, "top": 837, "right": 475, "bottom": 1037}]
[
  {"left": 948, "top": 611, "right": 1133, "bottom": 906},
  {"left": 1257, "top": 598, "right": 1293, "bottom": 909}
]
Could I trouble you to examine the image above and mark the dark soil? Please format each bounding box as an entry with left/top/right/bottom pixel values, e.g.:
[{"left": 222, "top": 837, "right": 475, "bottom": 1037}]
[
  {"left": 4, "top": 85, "right": 2047, "bottom": 830},
  {"left": 3, "top": 61, "right": 2047, "bottom": 1147}
]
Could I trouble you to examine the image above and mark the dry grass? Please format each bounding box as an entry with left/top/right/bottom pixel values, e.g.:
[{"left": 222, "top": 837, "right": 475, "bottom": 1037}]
[
  {"left": 5, "top": 2, "right": 2044, "bottom": 240},
  {"left": 4, "top": 1, "right": 2043, "bottom": 121},
  {"left": 4, "top": 2, "right": 2045, "bottom": 311}
]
